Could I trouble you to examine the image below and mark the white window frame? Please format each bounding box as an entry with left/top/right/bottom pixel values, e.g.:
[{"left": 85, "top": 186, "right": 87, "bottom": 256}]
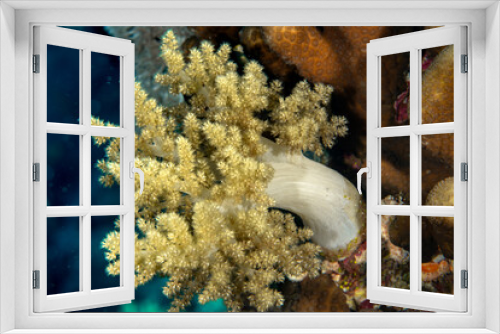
[
  {"left": 32, "top": 26, "right": 136, "bottom": 313},
  {"left": 366, "top": 26, "right": 468, "bottom": 312},
  {"left": 1, "top": 1, "right": 499, "bottom": 333}
]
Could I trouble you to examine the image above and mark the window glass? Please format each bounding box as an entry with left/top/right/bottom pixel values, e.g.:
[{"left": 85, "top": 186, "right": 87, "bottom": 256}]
[
  {"left": 91, "top": 137, "right": 121, "bottom": 206},
  {"left": 381, "top": 52, "right": 410, "bottom": 127},
  {"left": 381, "top": 215, "right": 410, "bottom": 290},
  {"left": 422, "top": 134, "right": 454, "bottom": 206},
  {"left": 91, "top": 216, "right": 121, "bottom": 290},
  {"left": 47, "top": 217, "right": 80, "bottom": 295},
  {"left": 47, "top": 45, "right": 80, "bottom": 124},
  {"left": 421, "top": 216, "right": 453, "bottom": 294},
  {"left": 47, "top": 134, "right": 80, "bottom": 206},
  {"left": 91, "top": 52, "right": 121, "bottom": 127},
  {"left": 381, "top": 136, "right": 410, "bottom": 204},
  {"left": 421, "top": 45, "right": 454, "bottom": 124}
]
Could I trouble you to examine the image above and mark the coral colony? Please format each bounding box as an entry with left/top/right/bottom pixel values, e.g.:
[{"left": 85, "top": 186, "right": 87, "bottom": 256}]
[{"left": 95, "top": 27, "right": 455, "bottom": 312}]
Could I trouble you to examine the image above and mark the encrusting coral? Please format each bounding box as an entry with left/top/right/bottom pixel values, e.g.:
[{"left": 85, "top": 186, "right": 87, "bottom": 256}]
[{"left": 95, "top": 30, "right": 353, "bottom": 312}]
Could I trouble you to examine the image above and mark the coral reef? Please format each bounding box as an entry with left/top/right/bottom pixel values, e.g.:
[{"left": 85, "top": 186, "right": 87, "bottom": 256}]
[
  {"left": 94, "top": 25, "right": 458, "bottom": 312},
  {"left": 292, "top": 274, "right": 350, "bottom": 312},
  {"left": 261, "top": 27, "right": 389, "bottom": 93},
  {"left": 260, "top": 26, "right": 412, "bottom": 127},
  {"left": 97, "top": 31, "right": 352, "bottom": 312}
]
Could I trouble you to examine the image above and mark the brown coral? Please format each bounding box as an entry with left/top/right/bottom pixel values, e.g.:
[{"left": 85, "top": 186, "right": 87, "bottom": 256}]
[
  {"left": 240, "top": 27, "right": 297, "bottom": 81},
  {"left": 261, "top": 26, "right": 410, "bottom": 120},
  {"left": 262, "top": 27, "right": 390, "bottom": 92},
  {"left": 292, "top": 274, "right": 350, "bottom": 312},
  {"left": 263, "top": 26, "right": 345, "bottom": 88}
]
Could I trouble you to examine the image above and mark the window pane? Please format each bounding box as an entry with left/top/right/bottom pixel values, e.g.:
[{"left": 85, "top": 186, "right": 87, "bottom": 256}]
[
  {"left": 47, "top": 45, "right": 80, "bottom": 124},
  {"left": 381, "top": 52, "right": 410, "bottom": 127},
  {"left": 422, "top": 216, "right": 453, "bottom": 295},
  {"left": 92, "top": 137, "right": 121, "bottom": 205},
  {"left": 422, "top": 134, "right": 454, "bottom": 205},
  {"left": 421, "top": 45, "right": 454, "bottom": 124},
  {"left": 381, "top": 215, "right": 410, "bottom": 290},
  {"left": 47, "top": 134, "right": 80, "bottom": 206},
  {"left": 92, "top": 216, "right": 120, "bottom": 290},
  {"left": 381, "top": 136, "right": 410, "bottom": 204},
  {"left": 47, "top": 217, "right": 80, "bottom": 295},
  {"left": 91, "top": 52, "right": 121, "bottom": 127}
]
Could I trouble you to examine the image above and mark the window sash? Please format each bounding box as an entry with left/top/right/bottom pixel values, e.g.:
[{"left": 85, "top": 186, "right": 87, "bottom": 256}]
[
  {"left": 366, "top": 26, "right": 468, "bottom": 312},
  {"left": 6, "top": 5, "right": 490, "bottom": 331},
  {"left": 32, "top": 25, "right": 136, "bottom": 313}
]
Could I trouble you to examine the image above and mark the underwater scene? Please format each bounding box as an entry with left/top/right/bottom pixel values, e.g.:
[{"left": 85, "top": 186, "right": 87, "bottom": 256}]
[{"left": 47, "top": 26, "right": 455, "bottom": 312}]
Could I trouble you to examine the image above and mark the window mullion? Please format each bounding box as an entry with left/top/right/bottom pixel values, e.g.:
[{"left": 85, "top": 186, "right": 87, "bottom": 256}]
[
  {"left": 82, "top": 47, "right": 92, "bottom": 294},
  {"left": 409, "top": 47, "right": 420, "bottom": 295},
  {"left": 412, "top": 123, "right": 454, "bottom": 135},
  {"left": 372, "top": 205, "right": 454, "bottom": 217}
]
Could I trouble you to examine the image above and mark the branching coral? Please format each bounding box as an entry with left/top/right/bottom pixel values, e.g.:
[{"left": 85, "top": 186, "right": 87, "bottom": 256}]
[{"left": 96, "top": 30, "right": 350, "bottom": 312}]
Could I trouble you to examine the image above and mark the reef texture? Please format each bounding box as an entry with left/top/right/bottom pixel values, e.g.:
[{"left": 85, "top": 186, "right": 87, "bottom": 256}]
[
  {"left": 292, "top": 274, "right": 350, "bottom": 312},
  {"left": 97, "top": 31, "right": 352, "bottom": 312}
]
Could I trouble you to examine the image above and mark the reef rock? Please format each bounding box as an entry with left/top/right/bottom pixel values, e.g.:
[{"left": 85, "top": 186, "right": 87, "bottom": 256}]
[{"left": 293, "top": 274, "right": 350, "bottom": 312}]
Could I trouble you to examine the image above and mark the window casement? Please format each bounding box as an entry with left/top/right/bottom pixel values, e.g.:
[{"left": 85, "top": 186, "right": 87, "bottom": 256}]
[
  {"left": 32, "top": 26, "right": 139, "bottom": 312},
  {"left": 3, "top": 4, "right": 493, "bottom": 333},
  {"left": 362, "top": 26, "right": 468, "bottom": 312},
  {"left": 31, "top": 24, "right": 468, "bottom": 315}
]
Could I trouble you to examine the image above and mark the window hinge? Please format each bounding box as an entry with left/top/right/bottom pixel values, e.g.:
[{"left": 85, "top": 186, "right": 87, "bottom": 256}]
[
  {"left": 461, "top": 54, "right": 468, "bottom": 73},
  {"left": 461, "top": 270, "right": 468, "bottom": 289},
  {"left": 461, "top": 162, "right": 468, "bottom": 181},
  {"left": 33, "top": 54, "right": 40, "bottom": 73},
  {"left": 33, "top": 270, "right": 40, "bottom": 289},
  {"left": 33, "top": 163, "right": 40, "bottom": 182}
]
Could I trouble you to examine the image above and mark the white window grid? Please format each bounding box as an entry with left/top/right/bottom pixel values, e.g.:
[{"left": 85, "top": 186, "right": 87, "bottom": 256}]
[
  {"left": 32, "top": 26, "right": 136, "bottom": 313},
  {"left": 366, "top": 26, "right": 468, "bottom": 312}
]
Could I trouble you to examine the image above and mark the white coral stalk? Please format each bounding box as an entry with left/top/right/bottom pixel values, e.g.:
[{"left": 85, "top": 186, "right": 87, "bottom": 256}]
[{"left": 260, "top": 138, "right": 364, "bottom": 255}]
